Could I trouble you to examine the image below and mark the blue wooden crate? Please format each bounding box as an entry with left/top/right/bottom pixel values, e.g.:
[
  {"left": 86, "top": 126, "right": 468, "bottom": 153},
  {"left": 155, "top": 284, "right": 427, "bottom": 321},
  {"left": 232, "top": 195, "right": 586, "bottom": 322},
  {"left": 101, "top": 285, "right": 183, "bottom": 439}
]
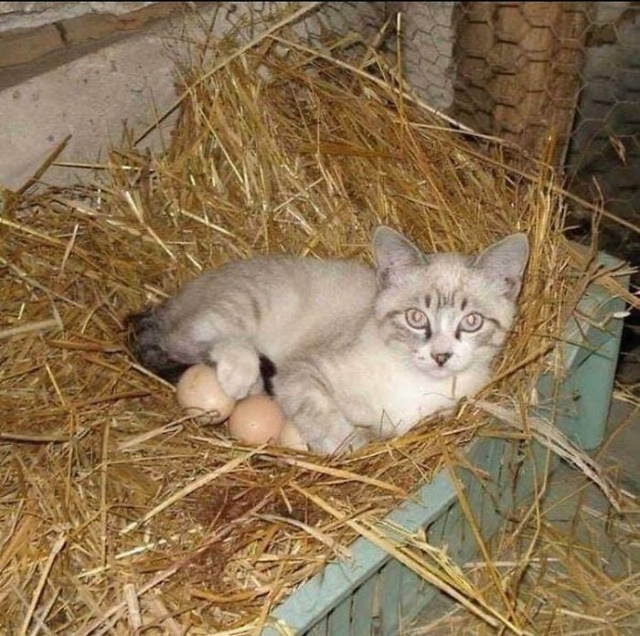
[{"left": 263, "top": 254, "right": 627, "bottom": 636}]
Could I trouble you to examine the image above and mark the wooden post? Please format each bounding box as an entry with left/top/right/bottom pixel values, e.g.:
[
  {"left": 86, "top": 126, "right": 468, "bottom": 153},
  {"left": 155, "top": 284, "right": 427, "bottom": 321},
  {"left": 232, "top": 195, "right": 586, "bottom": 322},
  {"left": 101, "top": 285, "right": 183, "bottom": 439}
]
[{"left": 453, "top": 2, "right": 590, "bottom": 165}]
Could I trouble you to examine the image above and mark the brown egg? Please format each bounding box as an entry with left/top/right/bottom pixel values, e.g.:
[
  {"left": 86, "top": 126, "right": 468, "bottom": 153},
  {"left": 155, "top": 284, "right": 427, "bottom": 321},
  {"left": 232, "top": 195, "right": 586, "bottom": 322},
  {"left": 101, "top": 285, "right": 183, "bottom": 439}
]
[
  {"left": 278, "top": 421, "right": 308, "bottom": 451},
  {"left": 228, "top": 394, "right": 285, "bottom": 445},
  {"left": 176, "top": 364, "right": 236, "bottom": 424}
]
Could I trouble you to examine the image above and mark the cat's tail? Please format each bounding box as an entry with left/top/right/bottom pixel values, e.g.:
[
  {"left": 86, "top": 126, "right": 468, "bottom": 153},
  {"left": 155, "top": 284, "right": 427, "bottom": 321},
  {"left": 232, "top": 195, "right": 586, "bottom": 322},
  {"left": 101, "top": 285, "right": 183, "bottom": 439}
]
[{"left": 126, "top": 308, "right": 189, "bottom": 384}]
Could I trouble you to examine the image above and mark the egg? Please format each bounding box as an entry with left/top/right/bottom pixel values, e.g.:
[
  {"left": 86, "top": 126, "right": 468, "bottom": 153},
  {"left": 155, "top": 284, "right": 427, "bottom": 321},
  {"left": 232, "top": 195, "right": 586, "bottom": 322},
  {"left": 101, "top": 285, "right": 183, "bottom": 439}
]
[
  {"left": 278, "top": 421, "right": 308, "bottom": 451},
  {"left": 176, "top": 364, "right": 236, "bottom": 424},
  {"left": 228, "top": 394, "right": 285, "bottom": 445}
]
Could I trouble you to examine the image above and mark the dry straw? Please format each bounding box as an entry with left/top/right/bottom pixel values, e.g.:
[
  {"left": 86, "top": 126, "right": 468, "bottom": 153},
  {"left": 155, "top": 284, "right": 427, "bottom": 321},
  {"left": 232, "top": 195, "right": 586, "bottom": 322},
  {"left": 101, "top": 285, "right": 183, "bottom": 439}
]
[
  {"left": 1, "top": 8, "right": 637, "bottom": 635},
  {"left": 407, "top": 398, "right": 640, "bottom": 635}
]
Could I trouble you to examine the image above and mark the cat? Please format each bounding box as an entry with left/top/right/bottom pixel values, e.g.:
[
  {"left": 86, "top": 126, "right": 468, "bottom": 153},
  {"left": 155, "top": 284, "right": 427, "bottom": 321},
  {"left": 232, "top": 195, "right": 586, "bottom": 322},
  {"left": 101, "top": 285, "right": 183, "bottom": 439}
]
[{"left": 128, "top": 226, "right": 529, "bottom": 454}]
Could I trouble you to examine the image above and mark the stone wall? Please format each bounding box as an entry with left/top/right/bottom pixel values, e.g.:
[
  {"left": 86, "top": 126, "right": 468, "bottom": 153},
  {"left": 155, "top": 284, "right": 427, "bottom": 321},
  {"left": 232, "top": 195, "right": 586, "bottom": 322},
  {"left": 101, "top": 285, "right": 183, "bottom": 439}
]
[
  {"left": 0, "top": 2, "right": 212, "bottom": 190},
  {"left": 0, "top": 1, "right": 388, "bottom": 191},
  {"left": 0, "top": 3, "right": 158, "bottom": 32}
]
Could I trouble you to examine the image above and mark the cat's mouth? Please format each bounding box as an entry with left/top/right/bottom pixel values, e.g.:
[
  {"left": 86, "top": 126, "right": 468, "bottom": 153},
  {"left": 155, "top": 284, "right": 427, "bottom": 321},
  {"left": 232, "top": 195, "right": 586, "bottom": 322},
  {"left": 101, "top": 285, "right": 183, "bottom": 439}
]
[
  {"left": 414, "top": 357, "right": 459, "bottom": 379},
  {"left": 424, "top": 366, "right": 456, "bottom": 379}
]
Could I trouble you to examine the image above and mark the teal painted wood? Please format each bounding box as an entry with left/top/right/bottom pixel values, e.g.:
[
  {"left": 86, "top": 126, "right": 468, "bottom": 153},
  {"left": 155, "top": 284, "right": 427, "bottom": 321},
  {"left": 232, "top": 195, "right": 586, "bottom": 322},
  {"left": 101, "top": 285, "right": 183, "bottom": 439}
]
[
  {"left": 327, "top": 596, "right": 352, "bottom": 635},
  {"left": 306, "top": 618, "right": 327, "bottom": 636},
  {"left": 536, "top": 267, "right": 627, "bottom": 450},
  {"left": 350, "top": 578, "right": 376, "bottom": 636},
  {"left": 263, "top": 254, "right": 627, "bottom": 635},
  {"left": 380, "top": 559, "right": 403, "bottom": 634},
  {"left": 262, "top": 473, "right": 457, "bottom": 635},
  {"left": 400, "top": 501, "right": 456, "bottom": 616},
  {"left": 399, "top": 567, "right": 423, "bottom": 623},
  {"left": 478, "top": 433, "right": 505, "bottom": 528}
]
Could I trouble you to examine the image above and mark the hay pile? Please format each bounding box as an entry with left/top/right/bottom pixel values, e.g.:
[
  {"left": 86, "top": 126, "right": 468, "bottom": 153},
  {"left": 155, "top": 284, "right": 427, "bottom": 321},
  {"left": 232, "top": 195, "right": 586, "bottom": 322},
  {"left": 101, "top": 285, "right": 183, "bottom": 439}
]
[{"left": 0, "top": 18, "right": 634, "bottom": 635}]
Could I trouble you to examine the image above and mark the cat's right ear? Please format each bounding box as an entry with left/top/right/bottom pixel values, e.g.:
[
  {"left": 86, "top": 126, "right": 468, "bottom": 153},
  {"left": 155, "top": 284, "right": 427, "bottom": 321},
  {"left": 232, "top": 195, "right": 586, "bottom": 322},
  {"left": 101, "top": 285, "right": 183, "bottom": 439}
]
[{"left": 372, "top": 226, "right": 425, "bottom": 286}]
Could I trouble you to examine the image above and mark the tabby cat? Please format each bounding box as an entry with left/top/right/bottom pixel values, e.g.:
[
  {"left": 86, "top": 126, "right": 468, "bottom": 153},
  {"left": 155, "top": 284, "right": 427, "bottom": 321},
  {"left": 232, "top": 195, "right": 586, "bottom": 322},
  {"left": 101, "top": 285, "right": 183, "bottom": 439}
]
[{"left": 129, "top": 227, "right": 529, "bottom": 454}]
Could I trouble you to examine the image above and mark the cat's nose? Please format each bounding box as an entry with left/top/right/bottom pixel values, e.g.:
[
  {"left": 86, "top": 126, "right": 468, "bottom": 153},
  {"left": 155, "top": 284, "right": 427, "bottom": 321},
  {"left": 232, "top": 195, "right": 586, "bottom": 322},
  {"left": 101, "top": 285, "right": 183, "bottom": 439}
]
[{"left": 431, "top": 352, "right": 452, "bottom": 367}]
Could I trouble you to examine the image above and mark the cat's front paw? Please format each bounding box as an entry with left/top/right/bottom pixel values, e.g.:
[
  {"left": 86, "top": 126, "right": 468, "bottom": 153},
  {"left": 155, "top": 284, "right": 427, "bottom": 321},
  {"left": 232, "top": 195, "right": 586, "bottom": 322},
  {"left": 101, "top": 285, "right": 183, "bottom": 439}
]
[{"left": 210, "top": 341, "right": 260, "bottom": 400}]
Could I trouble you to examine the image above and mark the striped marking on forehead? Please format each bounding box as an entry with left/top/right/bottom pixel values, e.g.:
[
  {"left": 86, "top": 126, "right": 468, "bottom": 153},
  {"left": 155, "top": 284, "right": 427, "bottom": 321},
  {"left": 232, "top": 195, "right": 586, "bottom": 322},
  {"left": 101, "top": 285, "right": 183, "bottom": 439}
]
[{"left": 426, "top": 289, "right": 468, "bottom": 311}]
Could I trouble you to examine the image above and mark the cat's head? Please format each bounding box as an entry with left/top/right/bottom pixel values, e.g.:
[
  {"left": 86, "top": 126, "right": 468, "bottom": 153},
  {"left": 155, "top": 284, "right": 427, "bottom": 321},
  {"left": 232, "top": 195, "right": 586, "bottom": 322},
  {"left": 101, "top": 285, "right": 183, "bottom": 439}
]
[{"left": 372, "top": 226, "right": 529, "bottom": 379}]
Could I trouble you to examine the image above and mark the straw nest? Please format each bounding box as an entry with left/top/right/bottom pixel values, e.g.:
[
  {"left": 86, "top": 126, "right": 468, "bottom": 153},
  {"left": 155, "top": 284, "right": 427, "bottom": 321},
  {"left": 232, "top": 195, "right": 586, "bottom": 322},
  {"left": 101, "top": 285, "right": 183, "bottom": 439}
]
[{"left": 0, "top": 19, "right": 636, "bottom": 635}]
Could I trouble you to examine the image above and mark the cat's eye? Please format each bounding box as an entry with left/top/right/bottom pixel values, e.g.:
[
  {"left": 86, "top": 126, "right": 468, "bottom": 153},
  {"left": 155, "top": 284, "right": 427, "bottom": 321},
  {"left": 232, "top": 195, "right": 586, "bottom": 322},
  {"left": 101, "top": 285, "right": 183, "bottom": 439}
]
[
  {"left": 405, "top": 308, "right": 429, "bottom": 330},
  {"left": 459, "top": 312, "right": 484, "bottom": 332}
]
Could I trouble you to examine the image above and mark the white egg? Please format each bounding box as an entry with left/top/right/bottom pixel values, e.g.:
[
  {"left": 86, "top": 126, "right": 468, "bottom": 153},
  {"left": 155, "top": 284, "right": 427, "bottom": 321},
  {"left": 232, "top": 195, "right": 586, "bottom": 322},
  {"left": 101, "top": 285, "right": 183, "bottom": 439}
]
[
  {"left": 176, "top": 364, "right": 235, "bottom": 424},
  {"left": 228, "top": 394, "right": 285, "bottom": 445}
]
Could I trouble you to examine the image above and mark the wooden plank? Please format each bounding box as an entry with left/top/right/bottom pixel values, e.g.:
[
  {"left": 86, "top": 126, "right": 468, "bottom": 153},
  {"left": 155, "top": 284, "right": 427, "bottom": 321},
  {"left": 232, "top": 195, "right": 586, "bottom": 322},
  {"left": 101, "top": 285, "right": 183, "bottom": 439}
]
[
  {"left": 327, "top": 597, "right": 352, "bottom": 636},
  {"left": 379, "top": 559, "right": 403, "bottom": 635},
  {"left": 473, "top": 437, "right": 503, "bottom": 538},
  {"left": 262, "top": 473, "right": 457, "bottom": 635},
  {"left": 399, "top": 567, "right": 422, "bottom": 624},
  {"left": 306, "top": 618, "right": 327, "bottom": 636},
  {"left": 570, "top": 313, "right": 624, "bottom": 450},
  {"left": 439, "top": 503, "right": 465, "bottom": 562},
  {"left": 538, "top": 254, "right": 628, "bottom": 449},
  {"left": 452, "top": 437, "right": 504, "bottom": 558},
  {"left": 561, "top": 290, "right": 626, "bottom": 450},
  {"left": 405, "top": 500, "right": 457, "bottom": 615},
  {"left": 350, "top": 578, "right": 376, "bottom": 636}
]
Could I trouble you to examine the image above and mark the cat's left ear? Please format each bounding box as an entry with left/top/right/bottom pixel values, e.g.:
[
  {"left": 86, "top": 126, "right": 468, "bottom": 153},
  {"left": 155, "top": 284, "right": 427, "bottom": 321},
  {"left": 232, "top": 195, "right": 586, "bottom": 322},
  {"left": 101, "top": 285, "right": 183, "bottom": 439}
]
[
  {"left": 372, "top": 226, "right": 425, "bottom": 287},
  {"left": 475, "top": 233, "right": 529, "bottom": 300}
]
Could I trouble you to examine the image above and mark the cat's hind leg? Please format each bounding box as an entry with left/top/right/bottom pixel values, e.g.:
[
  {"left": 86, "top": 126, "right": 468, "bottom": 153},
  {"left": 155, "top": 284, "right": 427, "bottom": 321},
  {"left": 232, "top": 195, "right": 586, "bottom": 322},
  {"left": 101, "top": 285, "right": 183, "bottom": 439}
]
[
  {"left": 273, "top": 362, "right": 367, "bottom": 455},
  {"left": 162, "top": 319, "right": 266, "bottom": 399}
]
